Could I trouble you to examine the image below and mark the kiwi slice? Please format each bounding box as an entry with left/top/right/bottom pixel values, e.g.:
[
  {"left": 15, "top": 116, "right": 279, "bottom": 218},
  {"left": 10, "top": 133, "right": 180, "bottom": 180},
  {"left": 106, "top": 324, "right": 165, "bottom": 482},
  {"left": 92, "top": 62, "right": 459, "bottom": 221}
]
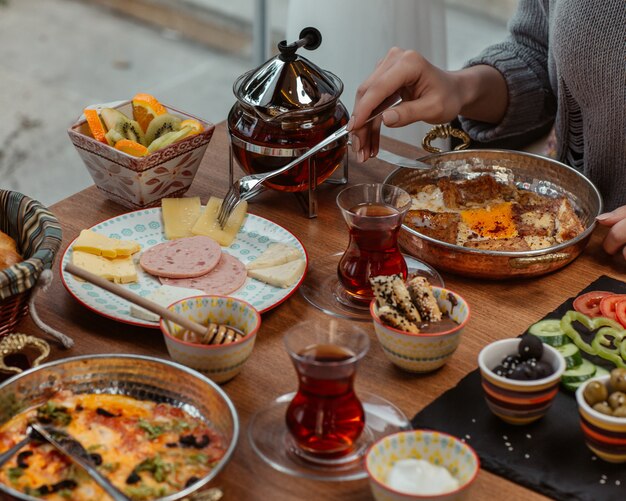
[
  {"left": 145, "top": 113, "right": 182, "bottom": 145},
  {"left": 100, "top": 108, "right": 146, "bottom": 146},
  {"left": 104, "top": 128, "right": 125, "bottom": 146},
  {"left": 147, "top": 127, "right": 192, "bottom": 154}
]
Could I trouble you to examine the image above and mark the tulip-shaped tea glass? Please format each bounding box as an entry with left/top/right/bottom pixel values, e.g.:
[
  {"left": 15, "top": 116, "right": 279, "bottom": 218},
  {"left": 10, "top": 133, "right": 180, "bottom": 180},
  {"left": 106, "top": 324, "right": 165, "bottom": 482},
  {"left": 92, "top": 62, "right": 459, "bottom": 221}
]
[
  {"left": 247, "top": 319, "right": 411, "bottom": 481},
  {"left": 336, "top": 183, "right": 412, "bottom": 303},
  {"left": 284, "top": 322, "right": 369, "bottom": 461},
  {"left": 300, "top": 182, "right": 443, "bottom": 320}
]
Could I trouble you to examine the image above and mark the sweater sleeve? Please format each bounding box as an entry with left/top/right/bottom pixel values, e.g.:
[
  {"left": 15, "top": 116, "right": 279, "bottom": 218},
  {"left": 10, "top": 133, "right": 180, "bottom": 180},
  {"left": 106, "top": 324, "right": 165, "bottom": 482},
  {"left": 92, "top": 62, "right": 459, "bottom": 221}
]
[{"left": 458, "top": 0, "right": 557, "bottom": 146}]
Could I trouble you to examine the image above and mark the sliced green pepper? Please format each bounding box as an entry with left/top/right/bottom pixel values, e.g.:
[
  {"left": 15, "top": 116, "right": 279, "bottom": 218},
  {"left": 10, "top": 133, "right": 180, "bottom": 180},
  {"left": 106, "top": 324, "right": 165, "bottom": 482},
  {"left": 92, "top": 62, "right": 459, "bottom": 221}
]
[
  {"left": 592, "top": 326, "right": 626, "bottom": 368},
  {"left": 560, "top": 310, "right": 624, "bottom": 356}
]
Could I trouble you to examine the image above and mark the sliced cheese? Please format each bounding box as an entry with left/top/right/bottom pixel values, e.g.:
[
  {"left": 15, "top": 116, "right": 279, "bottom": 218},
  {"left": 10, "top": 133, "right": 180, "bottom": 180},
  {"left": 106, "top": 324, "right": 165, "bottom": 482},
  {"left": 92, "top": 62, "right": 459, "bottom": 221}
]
[
  {"left": 73, "top": 229, "right": 140, "bottom": 258},
  {"left": 246, "top": 242, "right": 302, "bottom": 270},
  {"left": 71, "top": 250, "right": 138, "bottom": 284},
  {"left": 247, "top": 258, "right": 305, "bottom": 288},
  {"left": 191, "top": 197, "right": 248, "bottom": 246},
  {"left": 130, "top": 285, "right": 204, "bottom": 322},
  {"left": 162, "top": 197, "right": 202, "bottom": 239}
]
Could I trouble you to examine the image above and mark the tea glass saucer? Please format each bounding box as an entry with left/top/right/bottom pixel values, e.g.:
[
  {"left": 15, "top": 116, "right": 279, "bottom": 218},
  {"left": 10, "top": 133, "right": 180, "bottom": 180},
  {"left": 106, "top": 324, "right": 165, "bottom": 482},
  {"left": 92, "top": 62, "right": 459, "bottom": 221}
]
[
  {"left": 247, "top": 390, "right": 411, "bottom": 481},
  {"left": 299, "top": 252, "right": 444, "bottom": 321}
]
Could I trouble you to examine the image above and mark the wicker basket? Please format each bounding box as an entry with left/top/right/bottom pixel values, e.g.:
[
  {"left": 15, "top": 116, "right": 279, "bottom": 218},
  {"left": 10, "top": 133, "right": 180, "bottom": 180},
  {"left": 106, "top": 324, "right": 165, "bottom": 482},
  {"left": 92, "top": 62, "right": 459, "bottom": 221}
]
[{"left": 0, "top": 191, "right": 62, "bottom": 337}]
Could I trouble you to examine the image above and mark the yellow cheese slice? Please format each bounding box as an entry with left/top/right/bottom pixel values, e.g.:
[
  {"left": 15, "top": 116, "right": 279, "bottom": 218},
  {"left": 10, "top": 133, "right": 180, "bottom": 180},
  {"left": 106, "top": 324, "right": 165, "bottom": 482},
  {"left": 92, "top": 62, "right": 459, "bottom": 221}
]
[
  {"left": 161, "top": 196, "right": 202, "bottom": 239},
  {"left": 247, "top": 258, "right": 305, "bottom": 288},
  {"left": 71, "top": 250, "right": 138, "bottom": 284},
  {"left": 73, "top": 229, "right": 140, "bottom": 258},
  {"left": 191, "top": 197, "right": 248, "bottom": 246},
  {"left": 246, "top": 242, "right": 302, "bottom": 270}
]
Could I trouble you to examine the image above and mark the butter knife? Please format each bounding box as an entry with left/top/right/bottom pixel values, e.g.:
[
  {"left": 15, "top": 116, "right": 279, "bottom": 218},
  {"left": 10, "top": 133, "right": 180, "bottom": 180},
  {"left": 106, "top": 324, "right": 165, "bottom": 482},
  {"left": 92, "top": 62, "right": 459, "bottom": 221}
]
[
  {"left": 376, "top": 149, "right": 432, "bottom": 170},
  {"left": 30, "top": 423, "right": 131, "bottom": 501}
]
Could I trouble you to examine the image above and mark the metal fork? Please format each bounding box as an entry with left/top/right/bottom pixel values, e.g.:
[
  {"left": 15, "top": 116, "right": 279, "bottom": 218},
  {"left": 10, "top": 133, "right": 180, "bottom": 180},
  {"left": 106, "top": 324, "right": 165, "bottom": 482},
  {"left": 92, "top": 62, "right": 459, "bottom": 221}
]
[{"left": 217, "top": 93, "right": 403, "bottom": 228}]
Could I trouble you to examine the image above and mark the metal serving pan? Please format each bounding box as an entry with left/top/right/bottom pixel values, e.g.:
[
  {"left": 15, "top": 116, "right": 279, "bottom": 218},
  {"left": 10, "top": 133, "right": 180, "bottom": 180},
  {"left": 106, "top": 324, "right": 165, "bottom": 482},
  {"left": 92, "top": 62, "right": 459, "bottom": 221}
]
[
  {"left": 384, "top": 148, "right": 602, "bottom": 279},
  {"left": 0, "top": 354, "right": 239, "bottom": 501}
]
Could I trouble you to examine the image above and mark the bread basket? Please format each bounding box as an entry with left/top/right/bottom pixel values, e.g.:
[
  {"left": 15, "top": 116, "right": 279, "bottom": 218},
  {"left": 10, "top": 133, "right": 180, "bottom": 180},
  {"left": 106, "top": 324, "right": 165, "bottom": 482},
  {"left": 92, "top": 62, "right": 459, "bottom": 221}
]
[{"left": 0, "top": 190, "right": 62, "bottom": 336}]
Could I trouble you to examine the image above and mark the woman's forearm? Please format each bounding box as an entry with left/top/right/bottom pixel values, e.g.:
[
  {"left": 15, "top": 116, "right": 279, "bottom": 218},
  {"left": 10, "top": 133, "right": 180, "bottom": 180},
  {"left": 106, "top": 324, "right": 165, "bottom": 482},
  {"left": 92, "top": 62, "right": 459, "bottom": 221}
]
[{"left": 452, "top": 64, "right": 509, "bottom": 124}]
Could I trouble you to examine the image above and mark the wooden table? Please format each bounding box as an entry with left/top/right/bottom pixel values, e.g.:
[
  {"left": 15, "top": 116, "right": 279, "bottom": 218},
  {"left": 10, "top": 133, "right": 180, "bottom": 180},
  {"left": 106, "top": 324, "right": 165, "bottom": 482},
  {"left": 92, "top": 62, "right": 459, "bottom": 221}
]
[{"left": 18, "top": 123, "right": 626, "bottom": 499}]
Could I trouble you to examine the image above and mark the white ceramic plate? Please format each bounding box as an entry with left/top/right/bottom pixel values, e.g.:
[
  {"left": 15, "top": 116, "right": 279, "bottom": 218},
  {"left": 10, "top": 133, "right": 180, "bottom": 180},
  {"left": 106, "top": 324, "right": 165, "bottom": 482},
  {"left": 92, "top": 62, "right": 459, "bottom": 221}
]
[{"left": 60, "top": 208, "right": 308, "bottom": 328}]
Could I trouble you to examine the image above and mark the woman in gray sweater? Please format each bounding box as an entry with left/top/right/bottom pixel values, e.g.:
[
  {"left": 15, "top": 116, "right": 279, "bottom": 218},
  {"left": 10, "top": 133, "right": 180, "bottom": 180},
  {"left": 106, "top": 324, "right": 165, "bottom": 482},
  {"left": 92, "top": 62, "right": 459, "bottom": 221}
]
[{"left": 349, "top": 0, "right": 626, "bottom": 258}]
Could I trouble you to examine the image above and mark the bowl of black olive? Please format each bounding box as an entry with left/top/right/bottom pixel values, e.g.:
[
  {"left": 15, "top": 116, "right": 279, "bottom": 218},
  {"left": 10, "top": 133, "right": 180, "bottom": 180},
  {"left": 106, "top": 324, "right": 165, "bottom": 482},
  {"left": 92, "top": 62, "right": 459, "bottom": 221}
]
[
  {"left": 478, "top": 336, "right": 566, "bottom": 425},
  {"left": 576, "top": 369, "right": 626, "bottom": 462}
]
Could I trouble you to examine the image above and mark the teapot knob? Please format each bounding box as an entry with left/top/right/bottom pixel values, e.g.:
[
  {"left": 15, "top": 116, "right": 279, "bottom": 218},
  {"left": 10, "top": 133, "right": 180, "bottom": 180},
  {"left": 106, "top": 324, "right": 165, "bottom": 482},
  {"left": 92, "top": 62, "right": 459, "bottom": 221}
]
[{"left": 278, "top": 27, "right": 322, "bottom": 62}]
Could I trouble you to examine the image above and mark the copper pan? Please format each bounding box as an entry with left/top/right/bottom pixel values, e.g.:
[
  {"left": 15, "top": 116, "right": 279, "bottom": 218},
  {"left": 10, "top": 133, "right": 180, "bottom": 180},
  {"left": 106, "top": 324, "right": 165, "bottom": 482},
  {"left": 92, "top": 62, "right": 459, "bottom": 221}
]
[{"left": 383, "top": 126, "right": 603, "bottom": 279}]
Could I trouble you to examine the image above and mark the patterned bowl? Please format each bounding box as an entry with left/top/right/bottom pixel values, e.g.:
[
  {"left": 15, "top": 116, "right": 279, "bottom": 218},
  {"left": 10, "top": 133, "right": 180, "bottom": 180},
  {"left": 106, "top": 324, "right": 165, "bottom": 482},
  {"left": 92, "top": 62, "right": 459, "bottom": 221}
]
[
  {"left": 478, "top": 338, "right": 566, "bottom": 425},
  {"left": 370, "top": 287, "right": 470, "bottom": 373},
  {"left": 365, "top": 430, "right": 479, "bottom": 501},
  {"left": 160, "top": 295, "right": 261, "bottom": 383},
  {"left": 67, "top": 101, "right": 215, "bottom": 209},
  {"left": 576, "top": 375, "right": 626, "bottom": 463}
]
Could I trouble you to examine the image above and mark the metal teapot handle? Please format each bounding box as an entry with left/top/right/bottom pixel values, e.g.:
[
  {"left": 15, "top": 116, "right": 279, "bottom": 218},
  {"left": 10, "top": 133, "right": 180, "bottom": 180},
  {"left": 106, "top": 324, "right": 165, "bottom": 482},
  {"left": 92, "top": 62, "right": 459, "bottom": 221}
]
[{"left": 421, "top": 124, "right": 471, "bottom": 154}]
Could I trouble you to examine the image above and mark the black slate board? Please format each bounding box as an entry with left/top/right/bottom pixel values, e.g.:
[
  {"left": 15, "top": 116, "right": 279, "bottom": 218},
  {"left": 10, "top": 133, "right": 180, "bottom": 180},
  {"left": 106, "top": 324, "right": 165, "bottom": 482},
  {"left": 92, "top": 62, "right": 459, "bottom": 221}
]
[{"left": 411, "top": 275, "right": 626, "bottom": 501}]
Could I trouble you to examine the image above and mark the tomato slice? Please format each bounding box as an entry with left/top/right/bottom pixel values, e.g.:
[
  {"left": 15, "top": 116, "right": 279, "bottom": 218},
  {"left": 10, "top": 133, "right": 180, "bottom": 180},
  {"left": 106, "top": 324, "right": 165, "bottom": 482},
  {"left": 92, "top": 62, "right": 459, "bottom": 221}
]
[
  {"left": 599, "top": 294, "right": 626, "bottom": 320},
  {"left": 616, "top": 300, "right": 626, "bottom": 328},
  {"left": 573, "top": 291, "right": 614, "bottom": 317}
]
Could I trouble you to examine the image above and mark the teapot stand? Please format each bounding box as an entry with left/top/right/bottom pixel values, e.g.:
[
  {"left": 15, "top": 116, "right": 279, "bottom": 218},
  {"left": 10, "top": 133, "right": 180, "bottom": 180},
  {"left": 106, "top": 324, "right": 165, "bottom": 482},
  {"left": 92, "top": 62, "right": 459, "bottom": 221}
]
[{"left": 228, "top": 146, "right": 349, "bottom": 219}]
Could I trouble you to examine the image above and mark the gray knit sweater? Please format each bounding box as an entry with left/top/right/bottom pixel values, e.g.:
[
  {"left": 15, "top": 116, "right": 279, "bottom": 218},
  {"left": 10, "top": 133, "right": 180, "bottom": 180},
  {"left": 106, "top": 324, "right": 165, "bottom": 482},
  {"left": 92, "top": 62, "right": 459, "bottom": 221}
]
[{"left": 459, "top": 0, "right": 626, "bottom": 210}]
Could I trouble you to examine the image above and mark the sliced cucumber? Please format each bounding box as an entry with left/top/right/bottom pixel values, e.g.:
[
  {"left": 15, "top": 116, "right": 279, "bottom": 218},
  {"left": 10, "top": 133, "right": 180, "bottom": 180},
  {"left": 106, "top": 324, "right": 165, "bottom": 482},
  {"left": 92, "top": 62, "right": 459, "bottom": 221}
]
[
  {"left": 562, "top": 379, "right": 585, "bottom": 392},
  {"left": 562, "top": 359, "right": 597, "bottom": 384},
  {"left": 557, "top": 343, "right": 583, "bottom": 369},
  {"left": 528, "top": 319, "right": 567, "bottom": 346},
  {"left": 594, "top": 365, "right": 610, "bottom": 378}
]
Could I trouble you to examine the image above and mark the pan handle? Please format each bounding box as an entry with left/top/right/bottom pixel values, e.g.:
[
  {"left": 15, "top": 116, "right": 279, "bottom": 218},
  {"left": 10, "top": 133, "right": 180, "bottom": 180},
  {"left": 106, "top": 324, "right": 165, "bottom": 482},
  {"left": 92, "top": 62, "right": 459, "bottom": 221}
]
[
  {"left": 422, "top": 124, "right": 471, "bottom": 154},
  {"left": 509, "top": 253, "right": 572, "bottom": 269}
]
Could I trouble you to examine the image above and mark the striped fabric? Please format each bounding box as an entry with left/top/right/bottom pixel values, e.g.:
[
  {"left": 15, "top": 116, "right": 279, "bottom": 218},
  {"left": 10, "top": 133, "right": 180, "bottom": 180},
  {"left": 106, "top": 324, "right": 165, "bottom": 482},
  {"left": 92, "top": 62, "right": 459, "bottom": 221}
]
[{"left": 0, "top": 190, "right": 62, "bottom": 301}]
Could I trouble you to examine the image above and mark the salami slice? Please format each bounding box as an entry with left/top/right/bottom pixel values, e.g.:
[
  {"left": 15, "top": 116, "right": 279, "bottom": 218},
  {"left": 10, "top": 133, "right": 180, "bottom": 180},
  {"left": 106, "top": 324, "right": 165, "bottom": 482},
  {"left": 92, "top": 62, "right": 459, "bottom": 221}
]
[
  {"left": 140, "top": 236, "right": 221, "bottom": 278},
  {"left": 159, "top": 252, "right": 247, "bottom": 295}
]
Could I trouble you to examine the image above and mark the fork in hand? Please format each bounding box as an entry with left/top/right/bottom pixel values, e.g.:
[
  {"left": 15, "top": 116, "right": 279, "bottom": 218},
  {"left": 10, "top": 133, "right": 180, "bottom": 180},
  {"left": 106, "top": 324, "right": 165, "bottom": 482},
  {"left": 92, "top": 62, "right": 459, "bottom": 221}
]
[{"left": 216, "top": 94, "right": 402, "bottom": 228}]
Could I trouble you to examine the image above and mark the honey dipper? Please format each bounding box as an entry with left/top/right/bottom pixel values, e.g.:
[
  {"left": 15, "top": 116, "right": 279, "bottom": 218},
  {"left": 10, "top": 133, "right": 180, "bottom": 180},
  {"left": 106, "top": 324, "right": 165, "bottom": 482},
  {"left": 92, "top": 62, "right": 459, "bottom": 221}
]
[{"left": 64, "top": 262, "right": 244, "bottom": 342}]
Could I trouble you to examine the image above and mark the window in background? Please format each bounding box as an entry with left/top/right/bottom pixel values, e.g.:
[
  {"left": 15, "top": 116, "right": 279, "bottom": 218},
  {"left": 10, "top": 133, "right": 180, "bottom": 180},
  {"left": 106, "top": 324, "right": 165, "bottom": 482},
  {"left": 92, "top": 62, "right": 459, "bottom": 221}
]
[{"left": 0, "top": 0, "right": 513, "bottom": 205}]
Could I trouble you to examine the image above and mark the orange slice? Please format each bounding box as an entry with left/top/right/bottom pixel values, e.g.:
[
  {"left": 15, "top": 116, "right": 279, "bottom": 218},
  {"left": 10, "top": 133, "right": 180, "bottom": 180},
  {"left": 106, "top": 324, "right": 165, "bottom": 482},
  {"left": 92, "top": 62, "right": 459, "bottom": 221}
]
[
  {"left": 180, "top": 119, "right": 204, "bottom": 137},
  {"left": 115, "top": 139, "right": 149, "bottom": 157},
  {"left": 132, "top": 93, "right": 167, "bottom": 133},
  {"left": 84, "top": 109, "right": 108, "bottom": 144}
]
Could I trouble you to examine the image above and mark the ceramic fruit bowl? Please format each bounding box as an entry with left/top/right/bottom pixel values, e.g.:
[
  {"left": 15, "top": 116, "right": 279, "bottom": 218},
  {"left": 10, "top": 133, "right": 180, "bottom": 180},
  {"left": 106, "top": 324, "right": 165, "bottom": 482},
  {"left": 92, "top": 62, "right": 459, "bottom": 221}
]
[
  {"left": 478, "top": 338, "right": 566, "bottom": 425},
  {"left": 370, "top": 286, "right": 470, "bottom": 373},
  {"left": 67, "top": 100, "right": 214, "bottom": 209},
  {"left": 365, "top": 430, "right": 479, "bottom": 501},
  {"left": 160, "top": 295, "right": 260, "bottom": 383}
]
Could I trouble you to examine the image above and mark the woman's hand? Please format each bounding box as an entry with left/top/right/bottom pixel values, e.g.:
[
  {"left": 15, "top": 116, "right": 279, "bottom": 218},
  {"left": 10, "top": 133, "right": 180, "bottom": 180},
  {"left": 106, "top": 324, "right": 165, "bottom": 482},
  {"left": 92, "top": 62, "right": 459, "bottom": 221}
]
[
  {"left": 348, "top": 47, "right": 508, "bottom": 162},
  {"left": 597, "top": 206, "right": 626, "bottom": 259}
]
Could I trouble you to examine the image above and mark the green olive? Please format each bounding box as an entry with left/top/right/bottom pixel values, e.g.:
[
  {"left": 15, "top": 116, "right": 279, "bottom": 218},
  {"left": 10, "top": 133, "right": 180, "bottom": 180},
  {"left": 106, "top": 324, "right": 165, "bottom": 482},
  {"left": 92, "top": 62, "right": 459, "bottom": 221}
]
[
  {"left": 593, "top": 402, "right": 613, "bottom": 416},
  {"left": 608, "top": 391, "right": 626, "bottom": 409},
  {"left": 584, "top": 380, "right": 609, "bottom": 406},
  {"left": 613, "top": 406, "right": 626, "bottom": 418},
  {"left": 610, "top": 368, "right": 626, "bottom": 392}
]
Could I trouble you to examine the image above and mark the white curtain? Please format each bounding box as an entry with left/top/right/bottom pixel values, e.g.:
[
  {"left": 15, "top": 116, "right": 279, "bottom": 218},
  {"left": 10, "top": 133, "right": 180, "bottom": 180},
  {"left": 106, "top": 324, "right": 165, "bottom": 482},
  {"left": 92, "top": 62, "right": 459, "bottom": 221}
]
[{"left": 286, "top": 0, "right": 447, "bottom": 147}]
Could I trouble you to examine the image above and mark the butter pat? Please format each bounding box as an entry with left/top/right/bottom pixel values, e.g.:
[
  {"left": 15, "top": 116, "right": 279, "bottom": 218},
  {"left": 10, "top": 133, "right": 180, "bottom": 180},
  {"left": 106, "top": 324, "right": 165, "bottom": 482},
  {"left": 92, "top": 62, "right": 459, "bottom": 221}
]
[
  {"left": 247, "top": 258, "right": 305, "bottom": 288},
  {"left": 71, "top": 250, "right": 138, "bottom": 284},
  {"left": 162, "top": 197, "right": 202, "bottom": 239},
  {"left": 73, "top": 229, "right": 140, "bottom": 258},
  {"left": 192, "top": 197, "right": 248, "bottom": 246},
  {"left": 246, "top": 243, "right": 302, "bottom": 270},
  {"left": 130, "top": 285, "right": 204, "bottom": 322}
]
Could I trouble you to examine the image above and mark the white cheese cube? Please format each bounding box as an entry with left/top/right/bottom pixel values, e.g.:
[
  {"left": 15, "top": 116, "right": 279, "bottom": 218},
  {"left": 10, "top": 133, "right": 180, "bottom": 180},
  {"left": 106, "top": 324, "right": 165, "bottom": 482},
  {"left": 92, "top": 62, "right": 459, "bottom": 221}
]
[{"left": 130, "top": 285, "right": 204, "bottom": 322}]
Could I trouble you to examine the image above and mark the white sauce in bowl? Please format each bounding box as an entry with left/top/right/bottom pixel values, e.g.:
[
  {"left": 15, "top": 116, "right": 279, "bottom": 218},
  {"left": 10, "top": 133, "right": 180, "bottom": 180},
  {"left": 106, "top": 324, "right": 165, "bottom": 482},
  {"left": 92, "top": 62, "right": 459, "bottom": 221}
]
[{"left": 386, "top": 458, "right": 459, "bottom": 495}]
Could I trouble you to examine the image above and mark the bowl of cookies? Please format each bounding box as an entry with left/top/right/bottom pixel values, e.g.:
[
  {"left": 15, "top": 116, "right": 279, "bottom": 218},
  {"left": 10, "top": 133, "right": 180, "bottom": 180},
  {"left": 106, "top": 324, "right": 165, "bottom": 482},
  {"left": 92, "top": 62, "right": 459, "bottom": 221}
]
[
  {"left": 369, "top": 275, "right": 470, "bottom": 372},
  {"left": 67, "top": 93, "right": 215, "bottom": 209}
]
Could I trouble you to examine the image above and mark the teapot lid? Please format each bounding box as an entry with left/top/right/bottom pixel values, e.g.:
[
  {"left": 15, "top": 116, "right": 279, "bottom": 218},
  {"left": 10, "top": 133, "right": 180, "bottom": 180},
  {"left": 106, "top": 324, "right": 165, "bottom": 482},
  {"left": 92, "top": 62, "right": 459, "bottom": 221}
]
[{"left": 233, "top": 27, "right": 343, "bottom": 120}]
